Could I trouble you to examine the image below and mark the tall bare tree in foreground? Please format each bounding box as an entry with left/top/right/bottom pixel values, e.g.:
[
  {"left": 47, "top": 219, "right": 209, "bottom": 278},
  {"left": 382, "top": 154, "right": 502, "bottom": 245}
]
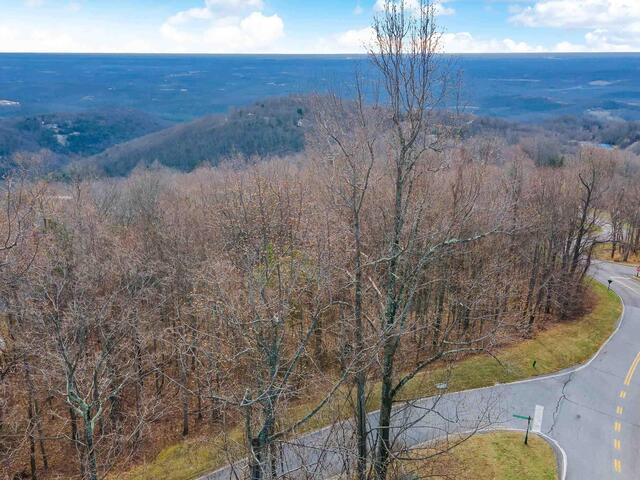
[
  {"left": 311, "top": 77, "right": 383, "bottom": 480},
  {"left": 363, "top": 3, "right": 506, "bottom": 479}
]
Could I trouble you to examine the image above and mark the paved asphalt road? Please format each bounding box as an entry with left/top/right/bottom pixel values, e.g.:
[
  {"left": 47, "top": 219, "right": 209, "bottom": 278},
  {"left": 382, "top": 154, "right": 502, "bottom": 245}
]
[{"left": 202, "top": 261, "right": 640, "bottom": 480}]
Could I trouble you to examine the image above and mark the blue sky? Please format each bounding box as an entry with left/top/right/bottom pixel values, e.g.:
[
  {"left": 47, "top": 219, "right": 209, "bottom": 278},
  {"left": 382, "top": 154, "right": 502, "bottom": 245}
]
[{"left": 1, "top": 0, "right": 639, "bottom": 53}]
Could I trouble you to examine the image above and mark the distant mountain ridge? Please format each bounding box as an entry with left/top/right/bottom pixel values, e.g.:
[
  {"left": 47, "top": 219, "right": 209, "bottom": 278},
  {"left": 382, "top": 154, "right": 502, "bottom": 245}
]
[
  {"left": 3, "top": 95, "right": 639, "bottom": 180},
  {"left": 3, "top": 53, "right": 640, "bottom": 122}
]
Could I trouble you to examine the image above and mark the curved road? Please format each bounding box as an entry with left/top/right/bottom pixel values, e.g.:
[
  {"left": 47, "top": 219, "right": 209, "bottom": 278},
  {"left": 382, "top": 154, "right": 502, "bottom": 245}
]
[{"left": 202, "top": 261, "right": 640, "bottom": 480}]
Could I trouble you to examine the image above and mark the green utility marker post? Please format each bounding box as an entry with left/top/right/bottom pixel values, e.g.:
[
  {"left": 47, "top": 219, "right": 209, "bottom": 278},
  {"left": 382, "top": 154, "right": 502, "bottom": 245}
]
[{"left": 513, "top": 414, "right": 532, "bottom": 445}]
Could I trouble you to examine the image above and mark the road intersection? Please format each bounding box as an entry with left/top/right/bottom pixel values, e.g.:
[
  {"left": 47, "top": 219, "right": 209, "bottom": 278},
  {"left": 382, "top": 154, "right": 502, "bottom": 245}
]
[{"left": 203, "top": 261, "right": 640, "bottom": 480}]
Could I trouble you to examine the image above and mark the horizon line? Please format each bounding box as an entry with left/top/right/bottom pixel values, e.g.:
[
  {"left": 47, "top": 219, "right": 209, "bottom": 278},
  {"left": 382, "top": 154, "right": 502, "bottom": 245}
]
[{"left": 1, "top": 51, "right": 640, "bottom": 56}]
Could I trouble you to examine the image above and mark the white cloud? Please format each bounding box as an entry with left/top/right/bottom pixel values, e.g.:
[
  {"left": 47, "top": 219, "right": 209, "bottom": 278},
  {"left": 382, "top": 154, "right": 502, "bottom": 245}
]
[
  {"left": 308, "top": 27, "right": 372, "bottom": 54},
  {"left": 0, "top": 19, "right": 166, "bottom": 54},
  {"left": 580, "top": 25, "right": 640, "bottom": 51},
  {"left": 0, "top": 24, "right": 81, "bottom": 52},
  {"left": 166, "top": 7, "right": 214, "bottom": 26},
  {"left": 314, "top": 27, "right": 544, "bottom": 54},
  {"left": 203, "top": 12, "right": 284, "bottom": 52},
  {"left": 553, "top": 41, "right": 587, "bottom": 52},
  {"left": 0, "top": 25, "right": 17, "bottom": 44},
  {"left": 335, "top": 27, "right": 375, "bottom": 52},
  {"left": 161, "top": 0, "right": 284, "bottom": 53},
  {"left": 512, "top": 0, "right": 640, "bottom": 28},
  {"left": 160, "top": 22, "right": 198, "bottom": 44},
  {"left": 164, "top": 0, "right": 265, "bottom": 26},
  {"left": 441, "top": 32, "right": 543, "bottom": 53},
  {"left": 374, "top": 0, "right": 455, "bottom": 16},
  {"left": 511, "top": 0, "right": 640, "bottom": 51}
]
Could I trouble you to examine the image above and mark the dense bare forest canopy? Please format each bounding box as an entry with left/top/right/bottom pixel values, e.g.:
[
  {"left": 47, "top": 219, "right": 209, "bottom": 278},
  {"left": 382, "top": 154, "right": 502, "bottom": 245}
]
[
  {"left": 2, "top": 2, "right": 640, "bottom": 480},
  {"left": 2, "top": 130, "right": 632, "bottom": 480},
  {"left": 2, "top": 96, "right": 639, "bottom": 180}
]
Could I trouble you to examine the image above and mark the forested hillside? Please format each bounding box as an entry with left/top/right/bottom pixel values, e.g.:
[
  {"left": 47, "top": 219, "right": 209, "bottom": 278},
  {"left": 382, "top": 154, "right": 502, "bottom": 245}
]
[
  {"left": 85, "top": 98, "right": 306, "bottom": 176},
  {"left": 0, "top": 99, "right": 307, "bottom": 178},
  {"left": 0, "top": 110, "right": 169, "bottom": 176}
]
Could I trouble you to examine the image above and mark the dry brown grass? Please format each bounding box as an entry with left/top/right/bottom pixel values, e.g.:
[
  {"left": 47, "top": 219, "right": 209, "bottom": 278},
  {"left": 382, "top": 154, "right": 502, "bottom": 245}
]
[{"left": 593, "top": 242, "right": 640, "bottom": 265}]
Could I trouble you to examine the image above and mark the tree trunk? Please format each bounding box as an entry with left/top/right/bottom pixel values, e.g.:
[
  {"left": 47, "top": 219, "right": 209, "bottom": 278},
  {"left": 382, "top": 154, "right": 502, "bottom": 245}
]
[
  {"left": 374, "top": 343, "right": 396, "bottom": 480},
  {"left": 432, "top": 282, "right": 446, "bottom": 349},
  {"left": 250, "top": 438, "right": 265, "bottom": 480},
  {"left": 353, "top": 205, "right": 368, "bottom": 480},
  {"left": 179, "top": 353, "right": 189, "bottom": 437},
  {"left": 34, "top": 399, "right": 48, "bottom": 471},
  {"left": 69, "top": 406, "right": 85, "bottom": 479},
  {"left": 24, "top": 361, "right": 44, "bottom": 478},
  {"left": 249, "top": 404, "right": 276, "bottom": 480},
  {"left": 83, "top": 411, "right": 99, "bottom": 480},
  {"left": 27, "top": 401, "right": 38, "bottom": 480},
  {"left": 525, "top": 246, "right": 541, "bottom": 334}
]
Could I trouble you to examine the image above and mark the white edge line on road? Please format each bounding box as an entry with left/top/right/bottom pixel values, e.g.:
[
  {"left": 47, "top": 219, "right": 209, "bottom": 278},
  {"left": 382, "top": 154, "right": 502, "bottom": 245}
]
[
  {"left": 538, "top": 431, "right": 567, "bottom": 480},
  {"left": 459, "top": 278, "right": 625, "bottom": 393},
  {"left": 487, "top": 429, "right": 567, "bottom": 480},
  {"left": 497, "top": 429, "right": 567, "bottom": 480},
  {"left": 613, "top": 277, "right": 640, "bottom": 296},
  {"left": 409, "top": 428, "right": 567, "bottom": 480},
  {"left": 533, "top": 430, "right": 567, "bottom": 480},
  {"left": 200, "top": 274, "right": 622, "bottom": 480}
]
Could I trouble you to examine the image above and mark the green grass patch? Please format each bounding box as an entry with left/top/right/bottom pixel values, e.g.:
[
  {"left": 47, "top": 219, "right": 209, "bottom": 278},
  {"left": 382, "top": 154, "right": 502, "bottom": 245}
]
[
  {"left": 122, "top": 281, "right": 620, "bottom": 480},
  {"left": 120, "top": 431, "right": 245, "bottom": 480},
  {"left": 400, "top": 279, "right": 621, "bottom": 398},
  {"left": 407, "top": 432, "right": 558, "bottom": 480}
]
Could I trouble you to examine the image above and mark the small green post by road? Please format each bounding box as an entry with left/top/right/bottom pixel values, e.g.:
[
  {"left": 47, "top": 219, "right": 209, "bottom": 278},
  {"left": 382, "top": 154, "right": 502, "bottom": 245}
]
[
  {"left": 120, "top": 281, "right": 619, "bottom": 480},
  {"left": 513, "top": 414, "right": 532, "bottom": 445}
]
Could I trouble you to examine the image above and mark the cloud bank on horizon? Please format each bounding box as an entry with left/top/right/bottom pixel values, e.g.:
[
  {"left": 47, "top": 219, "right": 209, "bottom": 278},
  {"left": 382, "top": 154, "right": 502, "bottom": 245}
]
[{"left": 0, "top": 0, "right": 639, "bottom": 54}]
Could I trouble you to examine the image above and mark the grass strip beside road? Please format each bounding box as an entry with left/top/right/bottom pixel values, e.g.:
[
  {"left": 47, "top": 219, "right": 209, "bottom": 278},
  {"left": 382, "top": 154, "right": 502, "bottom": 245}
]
[
  {"left": 400, "top": 279, "right": 621, "bottom": 398},
  {"left": 123, "top": 280, "right": 620, "bottom": 480},
  {"left": 405, "top": 432, "right": 558, "bottom": 480}
]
